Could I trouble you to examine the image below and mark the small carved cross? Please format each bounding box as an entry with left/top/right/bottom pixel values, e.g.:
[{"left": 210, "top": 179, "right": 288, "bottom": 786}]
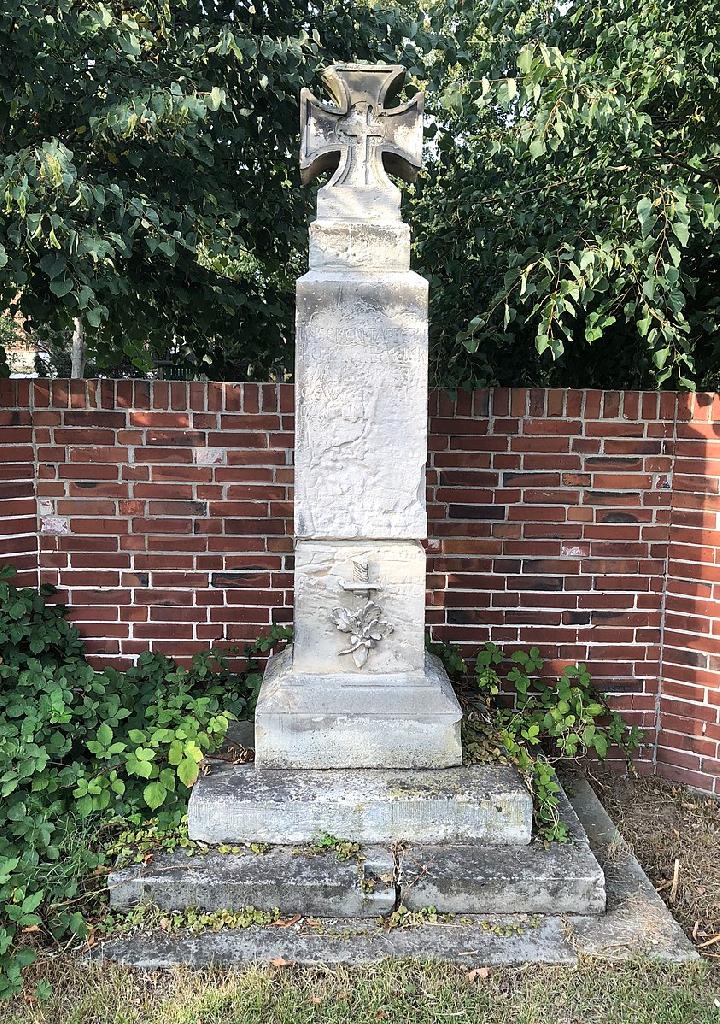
[{"left": 300, "top": 64, "right": 423, "bottom": 192}]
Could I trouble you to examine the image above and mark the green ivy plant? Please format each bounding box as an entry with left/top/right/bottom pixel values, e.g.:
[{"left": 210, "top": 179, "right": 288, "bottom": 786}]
[
  {"left": 0, "top": 566, "right": 290, "bottom": 999},
  {"left": 470, "top": 642, "right": 642, "bottom": 840}
]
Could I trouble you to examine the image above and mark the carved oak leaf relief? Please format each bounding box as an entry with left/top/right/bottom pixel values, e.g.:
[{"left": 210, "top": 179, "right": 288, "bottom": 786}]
[{"left": 330, "top": 599, "right": 394, "bottom": 668}]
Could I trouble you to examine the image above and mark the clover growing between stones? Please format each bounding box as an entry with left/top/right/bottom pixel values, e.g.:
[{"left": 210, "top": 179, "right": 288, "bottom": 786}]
[{"left": 330, "top": 599, "right": 395, "bottom": 668}]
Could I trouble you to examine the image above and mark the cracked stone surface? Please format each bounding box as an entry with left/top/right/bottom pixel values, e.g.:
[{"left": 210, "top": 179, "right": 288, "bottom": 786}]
[
  {"left": 294, "top": 273, "right": 428, "bottom": 542},
  {"left": 564, "top": 778, "right": 696, "bottom": 961},
  {"left": 399, "top": 789, "right": 606, "bottom": 915},
  {"left": 188, "top": 761, "right": 530, "bottom": 845},
  {"left": 96, "top": 915, "right": 574, "bottom": 968},
  {"left": 254, "top": 649, "right": 462, "bottom": 770},
  {"left": 110, "top": 782, "right": 603, "bottom": 919},
  {"left": 309, "top": 221, "right": 411, "bottom": 273},
  {"left": 109, "top": 847, "right": 396, "bottom": 919}
]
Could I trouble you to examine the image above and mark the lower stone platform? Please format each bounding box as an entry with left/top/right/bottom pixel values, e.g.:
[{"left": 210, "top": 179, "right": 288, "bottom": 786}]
[
  {"left": 187, "top": 762, "right": 532, "bottom": 846},
  {"left": 109, "top": 846, "right": 396, "bottom": 919},
  {"left": 113, "top": 785, "right": 603, "bottom": 918}
]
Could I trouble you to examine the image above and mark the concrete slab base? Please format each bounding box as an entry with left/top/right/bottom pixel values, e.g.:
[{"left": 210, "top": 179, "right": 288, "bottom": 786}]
[
  {"left": 187, "top": 762, "right": 533, "bottom": 846},
  {"left": 109, "top": 847, "right": 396, "bottom": 919},
  {"left": 96, "top": 779, "right": 697, "bottom": 967},
  {"left": 562, "top": 776, "right": 697, "bottom": 961},
  {"left": 97, "top": 915, "right": 577, "bottom": 968}
]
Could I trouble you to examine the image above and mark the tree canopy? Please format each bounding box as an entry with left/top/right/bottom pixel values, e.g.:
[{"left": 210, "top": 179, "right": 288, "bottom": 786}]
[
  {"left": 0, "top": 0, "right": 419, "bottom": 378},
  {"left": 0, "top": 0, "right": 718, "bottom": 388},
  {"left": 415, "top": 0, "right": 720, "bottom": 390}
]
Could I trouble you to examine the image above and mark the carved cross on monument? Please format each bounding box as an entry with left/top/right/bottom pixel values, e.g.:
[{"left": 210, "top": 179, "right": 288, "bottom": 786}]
[{"left": 300, "top": 64, "right": 423, "bottom": 219}]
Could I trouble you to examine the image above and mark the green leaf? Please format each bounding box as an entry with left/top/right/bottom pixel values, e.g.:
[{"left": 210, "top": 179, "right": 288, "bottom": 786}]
[
  {"left": 69, "top": 912, "right": 88, "bottom": 937},
  {"left": 49, "top": 278, "right": 73, "bottom": 298},
  {"left": 143, "top": 781, "right": 168, "bottom": 810},
  {"left": 97, "top": 723, "right": 113, "bottom": 746},
  {"left": 35, "top": 980, "right": 53, "bottom": 1002},
  {"left": 85, "top": 306, "right": 104, "bottom": 328},
  {"left": 517, "top": 47, "right": 533, "bottom": 75},
  {"left": 653, "top": 347, "right": 671, "bottom": 369},
  {"left": 168, "top": 739, "right": 184, "bottom": 765},
  {"left": 636, "top": 197, "right": 653, "bottom": 223},
  {"left": 671, "top": 221, "right": 690, "bottom": 246},
  {"left": 177, "top": 758, "right": 200, "bottom": 787},
  {"left": 207, "top": 87, "right": 225, "bottom": 111},
  {"left": 593, "top": 733, "right": 609, "bottom": 759},
  {"left": 21, "top": 891, "right": 44, "bottom": 914}
]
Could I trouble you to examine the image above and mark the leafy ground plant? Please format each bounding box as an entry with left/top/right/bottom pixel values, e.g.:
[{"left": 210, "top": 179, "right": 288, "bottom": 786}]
[
  {"left": 470, "top": 642, "right": 642, "bottom": 840},
  {"left": 0, "top": 566, "right": 290, "bottom": 999}
]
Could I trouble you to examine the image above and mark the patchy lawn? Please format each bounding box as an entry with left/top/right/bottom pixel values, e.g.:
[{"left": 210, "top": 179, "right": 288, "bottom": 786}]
[
  {"left": 589, "top": 771, "right": 720, "bottom": 954},
  {"left": 3, "top": 959, "right": 719, "bottom": 1024}
]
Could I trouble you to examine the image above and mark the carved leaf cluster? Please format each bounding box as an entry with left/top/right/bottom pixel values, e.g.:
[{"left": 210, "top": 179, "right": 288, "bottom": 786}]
[{"left": 330, "top": 599, "right": 394, "bottom": 668}]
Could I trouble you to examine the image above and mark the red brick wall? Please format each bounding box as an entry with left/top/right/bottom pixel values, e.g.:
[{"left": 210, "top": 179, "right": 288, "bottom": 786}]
[
  {"left": 659, "top": 393, "right": 720, "bottom": 788},
  {"left": 0, "top": 379, "right": 718, "bottom": 794},
  {"left": 0, "top": 380, "right": 37, "bottom": 588}
]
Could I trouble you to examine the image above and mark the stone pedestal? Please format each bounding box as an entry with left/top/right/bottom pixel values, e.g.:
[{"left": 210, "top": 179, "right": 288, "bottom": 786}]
[
  {"left": 255, "top": 650, "right": 461, "bottom": 769},
  {"left": 254, "top": 78, "right": 462, "bottom": 769}
]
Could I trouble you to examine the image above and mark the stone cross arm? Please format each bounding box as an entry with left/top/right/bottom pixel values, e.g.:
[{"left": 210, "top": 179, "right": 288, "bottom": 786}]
[{"left": 299, "top": 64, "right": 423, "bottom": 192}]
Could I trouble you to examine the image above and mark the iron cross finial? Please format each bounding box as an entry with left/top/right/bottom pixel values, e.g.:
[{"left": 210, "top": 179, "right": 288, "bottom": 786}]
[{"left": 300, "top": 64, "right": 423, "bottom": 219}]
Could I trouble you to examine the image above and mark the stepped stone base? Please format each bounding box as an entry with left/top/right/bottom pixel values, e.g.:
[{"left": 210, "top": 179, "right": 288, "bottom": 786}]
[
  {"left": 254, "top": 649, "right": 463, "bottom": 770},
  {"left": 112, "top": 786, "right": 603, "bottom": 918},
  {"left": 400, "top": 790, "right": 605, "bottom": 915},
  {"left": 187, "top": 763, "right": 532, "bottom": 846},
  {"left": 97, "top": 782, "right": 698, "bottom": 967},
  {"left": 111, "top": 786, "right": 602, "bottom": 917}
]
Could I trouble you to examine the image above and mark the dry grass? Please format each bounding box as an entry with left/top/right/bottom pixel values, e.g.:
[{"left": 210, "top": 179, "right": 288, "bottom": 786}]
[
  {"left": 1, "top": 957, "right": 718, "bottom": 1024},
  {"left": 588, "top": 771, "right": 720, "bottom": 953}
]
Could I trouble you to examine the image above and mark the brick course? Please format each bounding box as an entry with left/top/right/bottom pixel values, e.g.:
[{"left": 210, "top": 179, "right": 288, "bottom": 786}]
[{"left": 1, "top": 380, "right": 718, "bottom": 794}]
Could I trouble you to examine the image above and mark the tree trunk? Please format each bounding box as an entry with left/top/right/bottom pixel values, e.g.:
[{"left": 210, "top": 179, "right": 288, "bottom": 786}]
[{"left": 70, "top": 316, "right": 85, "bottom": 378}]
